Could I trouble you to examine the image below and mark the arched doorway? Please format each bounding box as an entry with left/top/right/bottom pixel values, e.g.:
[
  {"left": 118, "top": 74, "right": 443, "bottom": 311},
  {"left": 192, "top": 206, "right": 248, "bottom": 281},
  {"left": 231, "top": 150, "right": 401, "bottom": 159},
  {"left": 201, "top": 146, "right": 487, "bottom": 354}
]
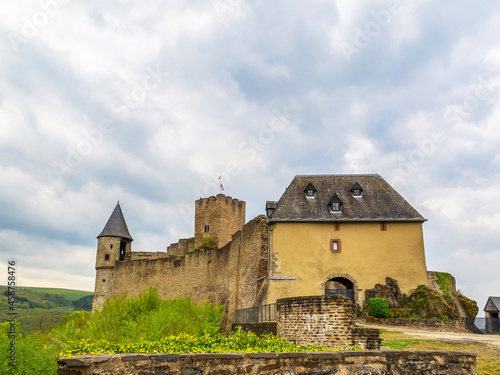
[{"left": 325, "top": 277, "right": 354, "bottom": 302}]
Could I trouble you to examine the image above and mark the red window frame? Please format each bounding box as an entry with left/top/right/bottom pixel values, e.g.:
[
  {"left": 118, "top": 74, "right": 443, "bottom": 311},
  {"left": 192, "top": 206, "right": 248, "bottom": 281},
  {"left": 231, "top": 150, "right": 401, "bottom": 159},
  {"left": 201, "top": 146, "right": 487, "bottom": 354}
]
[{"left": 330, "top": 239, "right": 342, "bottom": 253}]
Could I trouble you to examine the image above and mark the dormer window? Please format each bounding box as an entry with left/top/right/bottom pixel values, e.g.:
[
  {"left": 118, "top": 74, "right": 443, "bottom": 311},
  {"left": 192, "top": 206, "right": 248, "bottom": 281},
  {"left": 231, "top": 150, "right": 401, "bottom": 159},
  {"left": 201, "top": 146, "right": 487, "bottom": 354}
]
[
  {"left": 328, "top": 194, "right": 343, "bottom": 213},
  {"left": 303, "top": 183, "right": 317, "bottom": 198},
  {"left": 350, "top": 182, "right": 363, "bottom": 198},
  {"left": 266, "top": 201, "right": 277, "bottom": 217}
]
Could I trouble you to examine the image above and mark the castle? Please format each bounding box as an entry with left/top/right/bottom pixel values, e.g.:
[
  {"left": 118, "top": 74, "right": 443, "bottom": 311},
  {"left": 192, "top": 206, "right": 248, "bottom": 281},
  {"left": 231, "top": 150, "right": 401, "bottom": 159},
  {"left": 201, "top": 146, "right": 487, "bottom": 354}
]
[{"left": 93, "top": 174, "right": 429, "bottom": 327}]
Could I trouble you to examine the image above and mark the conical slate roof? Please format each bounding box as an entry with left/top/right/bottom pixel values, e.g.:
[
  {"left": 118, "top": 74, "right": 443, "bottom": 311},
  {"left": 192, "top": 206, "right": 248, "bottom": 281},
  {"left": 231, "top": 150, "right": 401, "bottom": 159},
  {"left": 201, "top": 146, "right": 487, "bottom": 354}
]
[{"left": 97, "top": 202, "right": 133, "bottom": 241}]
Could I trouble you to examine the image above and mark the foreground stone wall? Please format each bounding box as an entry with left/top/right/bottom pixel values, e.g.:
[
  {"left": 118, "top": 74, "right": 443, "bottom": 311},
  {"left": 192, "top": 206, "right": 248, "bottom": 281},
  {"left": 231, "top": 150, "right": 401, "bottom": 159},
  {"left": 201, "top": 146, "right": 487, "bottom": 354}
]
[
  {"left": 58, "top": 351, "right": 477, "bottom": 375},
  {"left": 277, "top": 295, "right": 358, "bottom": 349}
]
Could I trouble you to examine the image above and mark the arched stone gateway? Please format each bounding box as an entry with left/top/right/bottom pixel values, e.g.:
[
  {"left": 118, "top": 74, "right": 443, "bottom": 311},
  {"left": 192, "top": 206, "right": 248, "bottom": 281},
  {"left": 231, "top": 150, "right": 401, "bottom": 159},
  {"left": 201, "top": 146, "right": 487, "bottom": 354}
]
[{"left": 322, "top": 273, "right": 358, "bottom": 303}]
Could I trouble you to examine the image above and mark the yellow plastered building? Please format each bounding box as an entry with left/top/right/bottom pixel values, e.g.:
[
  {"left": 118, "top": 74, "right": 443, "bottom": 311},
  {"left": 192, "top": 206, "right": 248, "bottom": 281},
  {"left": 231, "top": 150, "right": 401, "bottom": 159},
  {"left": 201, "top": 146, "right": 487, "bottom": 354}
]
[{"left": 258, "top": 174, "right": 428, "bottom": 308}]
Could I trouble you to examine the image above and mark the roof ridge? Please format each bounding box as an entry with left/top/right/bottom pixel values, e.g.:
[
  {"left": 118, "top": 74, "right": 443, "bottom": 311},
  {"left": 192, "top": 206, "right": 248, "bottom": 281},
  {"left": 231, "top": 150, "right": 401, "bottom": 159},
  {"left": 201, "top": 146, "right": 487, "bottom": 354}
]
[{"left": 295, "top": 173, "right": 381, "bottom": 178}]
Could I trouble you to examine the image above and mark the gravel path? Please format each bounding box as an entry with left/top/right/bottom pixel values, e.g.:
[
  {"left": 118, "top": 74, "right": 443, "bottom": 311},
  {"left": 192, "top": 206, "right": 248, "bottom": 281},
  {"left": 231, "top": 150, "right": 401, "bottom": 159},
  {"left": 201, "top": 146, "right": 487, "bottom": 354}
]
[{"left": 359, "top": 322, "right": 500, "bottom": 349}]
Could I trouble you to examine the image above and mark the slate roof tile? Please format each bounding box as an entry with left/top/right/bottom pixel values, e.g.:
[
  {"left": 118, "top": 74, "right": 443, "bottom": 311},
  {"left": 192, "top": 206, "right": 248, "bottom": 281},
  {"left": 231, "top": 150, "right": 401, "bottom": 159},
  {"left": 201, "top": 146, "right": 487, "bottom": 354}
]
[
  {"left": 267, "top": 174, "right": 425, "bottom": 222},
  {"left": 97, "top": 202, "right": 133, "bottom": 241}
]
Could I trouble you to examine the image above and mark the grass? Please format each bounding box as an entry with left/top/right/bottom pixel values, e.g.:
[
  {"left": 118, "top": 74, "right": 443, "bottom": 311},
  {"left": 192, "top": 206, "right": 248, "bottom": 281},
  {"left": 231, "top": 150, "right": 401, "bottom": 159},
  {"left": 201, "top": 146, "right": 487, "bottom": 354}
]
[{"left": 380, "top": 329, "right": 500, "bottom": 375}]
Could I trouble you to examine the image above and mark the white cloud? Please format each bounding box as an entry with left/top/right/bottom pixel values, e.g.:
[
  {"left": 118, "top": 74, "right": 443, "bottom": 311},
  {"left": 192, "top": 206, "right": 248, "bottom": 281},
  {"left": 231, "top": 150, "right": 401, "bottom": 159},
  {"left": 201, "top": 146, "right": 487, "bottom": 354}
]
[{"left": 0, "top": 1, "right": 499, "bottom": 312}]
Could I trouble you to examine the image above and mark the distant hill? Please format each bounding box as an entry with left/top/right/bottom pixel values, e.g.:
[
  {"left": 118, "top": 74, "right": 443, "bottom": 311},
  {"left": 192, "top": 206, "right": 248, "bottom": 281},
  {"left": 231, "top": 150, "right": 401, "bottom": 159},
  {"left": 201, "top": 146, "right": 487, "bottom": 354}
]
[
  {"left": 0, "top": 285, "right": 94, "bottom": 334},
  {"left": 0, "top": 285, "right": 94, "bottom": 302}
]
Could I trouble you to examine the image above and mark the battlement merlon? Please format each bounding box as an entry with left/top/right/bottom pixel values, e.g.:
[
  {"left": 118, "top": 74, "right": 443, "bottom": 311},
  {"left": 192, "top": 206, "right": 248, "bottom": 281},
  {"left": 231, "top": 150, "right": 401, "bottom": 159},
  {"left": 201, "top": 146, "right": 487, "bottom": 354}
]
[{"left": 195, "top": 194, "right": 246, "bottom": 209}]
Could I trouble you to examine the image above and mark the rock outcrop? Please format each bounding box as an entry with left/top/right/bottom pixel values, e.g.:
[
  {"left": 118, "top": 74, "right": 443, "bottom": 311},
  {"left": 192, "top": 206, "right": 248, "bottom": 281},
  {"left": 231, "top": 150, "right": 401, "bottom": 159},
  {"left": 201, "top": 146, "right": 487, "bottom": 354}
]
[{"left": 363, "top": 274, "right": 478, "bottom": 319}]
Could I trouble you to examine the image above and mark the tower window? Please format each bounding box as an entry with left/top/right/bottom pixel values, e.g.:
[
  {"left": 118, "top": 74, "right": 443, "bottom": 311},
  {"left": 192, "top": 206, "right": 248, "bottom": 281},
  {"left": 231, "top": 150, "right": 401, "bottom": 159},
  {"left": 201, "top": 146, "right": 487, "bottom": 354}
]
[
  {"left": 110, "top": 244, "right": 113, "bottom": 249},
  {"left": 119, "top": 240, "right": 126, "bottom": 261},
  {"left": 204, "top": 225, "right": 210, "bottom": 232},
  {"left": 104, "top": 254, "right": 110, "bottom": 260},
  {"left": 330, "top": 239, "right": 342, "bottom": 253}
]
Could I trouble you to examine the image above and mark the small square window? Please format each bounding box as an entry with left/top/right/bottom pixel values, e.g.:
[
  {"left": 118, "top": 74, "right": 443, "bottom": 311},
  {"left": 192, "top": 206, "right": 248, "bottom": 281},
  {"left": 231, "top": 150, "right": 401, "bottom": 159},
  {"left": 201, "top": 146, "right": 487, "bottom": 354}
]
[
  {"left": 306, "top": 189, "right": 315, "bottom": 197},
  {"left": 104, "top": 254, "right": 110, "bottom": 260},
  {"left": 330, "top": 239, "right": 342, "bottom": 253}
]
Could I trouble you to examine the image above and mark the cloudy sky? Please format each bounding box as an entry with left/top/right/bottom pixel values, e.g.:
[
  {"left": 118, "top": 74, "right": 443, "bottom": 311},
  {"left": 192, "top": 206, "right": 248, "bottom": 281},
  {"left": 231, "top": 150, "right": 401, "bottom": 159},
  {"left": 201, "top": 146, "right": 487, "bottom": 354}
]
[{"left": 1, "top": 1, "right": 499, "bottom": 315}]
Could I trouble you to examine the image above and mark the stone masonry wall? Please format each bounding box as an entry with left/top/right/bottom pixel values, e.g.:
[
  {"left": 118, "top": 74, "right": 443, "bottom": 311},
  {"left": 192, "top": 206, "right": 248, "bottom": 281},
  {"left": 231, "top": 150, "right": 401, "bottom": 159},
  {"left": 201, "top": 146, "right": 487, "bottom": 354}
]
[
  {"left": 57, "top": 351, "right": 477, "bottom": 375},
  {"left": 277, "top": 295, "right": 357, "bottom": 349},
  {"left": 166, "top": 237, "right": 195, "bottom": 256},
  {"left": 109, "top": 216, "right": 268, "bottom": 331},
  {"left": 194, "top": 194, "right": 246, "bottom": 248},
  {"left": 130, "top": 251, "right": 168, "bottom": 261}
]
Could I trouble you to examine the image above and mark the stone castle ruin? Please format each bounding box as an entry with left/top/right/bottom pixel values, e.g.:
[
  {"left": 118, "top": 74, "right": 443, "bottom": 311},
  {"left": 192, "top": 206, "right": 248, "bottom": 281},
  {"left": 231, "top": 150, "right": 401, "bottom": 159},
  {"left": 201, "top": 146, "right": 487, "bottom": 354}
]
[{"left": 92, "top": 174, "right": 475, "bottom": 331}]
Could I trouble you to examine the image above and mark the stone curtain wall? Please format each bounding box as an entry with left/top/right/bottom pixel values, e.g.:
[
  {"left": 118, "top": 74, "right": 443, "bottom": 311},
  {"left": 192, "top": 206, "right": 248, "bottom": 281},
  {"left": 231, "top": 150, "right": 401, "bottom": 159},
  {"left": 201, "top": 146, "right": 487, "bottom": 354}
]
[
  {"left": 109, "top": 216, "right": 268, "bottom": 331},
  {"left": 277, "top": 295, "right": 357, "bottom": 349},
  {"left": 57, "top": 351, "right": 477, "bottom": 375}
]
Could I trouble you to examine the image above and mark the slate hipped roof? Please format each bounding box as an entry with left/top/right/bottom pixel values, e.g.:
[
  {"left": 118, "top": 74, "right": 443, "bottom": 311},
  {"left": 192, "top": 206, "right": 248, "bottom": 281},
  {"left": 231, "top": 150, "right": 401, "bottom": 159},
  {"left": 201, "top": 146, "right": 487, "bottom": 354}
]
[
  {"left": 267, "top": 174, "right": 425, "bottom": 222},
  {"left": 97, "top": 202, "right": 133, "bottom": 241},
  {"left": 484, "top": 297, "right": 500, "bottom": 313}
]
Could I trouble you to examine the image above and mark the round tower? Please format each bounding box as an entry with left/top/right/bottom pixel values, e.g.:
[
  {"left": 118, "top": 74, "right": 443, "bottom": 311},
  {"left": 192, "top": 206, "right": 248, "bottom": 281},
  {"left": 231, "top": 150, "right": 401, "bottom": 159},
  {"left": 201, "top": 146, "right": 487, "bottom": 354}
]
[{"left": 92, "top": 202, "right": 133, "bottom": 311}]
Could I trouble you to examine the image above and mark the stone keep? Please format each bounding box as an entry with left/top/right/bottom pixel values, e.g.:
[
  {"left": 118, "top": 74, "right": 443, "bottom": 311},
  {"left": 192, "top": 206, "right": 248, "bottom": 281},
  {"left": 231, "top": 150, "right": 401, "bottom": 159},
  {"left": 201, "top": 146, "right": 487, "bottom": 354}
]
[{"left": 194, "top": 195, "right": 245, "bottom": 248}]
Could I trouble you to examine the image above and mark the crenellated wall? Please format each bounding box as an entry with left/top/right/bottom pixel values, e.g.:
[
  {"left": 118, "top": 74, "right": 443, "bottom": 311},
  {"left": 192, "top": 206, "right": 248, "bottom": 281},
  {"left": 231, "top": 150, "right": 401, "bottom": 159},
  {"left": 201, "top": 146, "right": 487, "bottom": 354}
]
[{"left": 166, "top": 237, "right": 195, "bottom": 256}]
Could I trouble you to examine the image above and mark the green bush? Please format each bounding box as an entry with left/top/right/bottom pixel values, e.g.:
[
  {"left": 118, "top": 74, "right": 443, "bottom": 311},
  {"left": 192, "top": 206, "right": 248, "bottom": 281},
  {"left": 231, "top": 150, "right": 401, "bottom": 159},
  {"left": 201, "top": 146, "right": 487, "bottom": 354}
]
[
  {"left": 0, "top": 322, "right": 58, "bottom": 375},
  {"left": 367, "top": 298, "right": 389, "bottom": 318},
  {"left": 434, "top": 272, "right": 452, "bottom": 295},
  {"left": 200, "top": 237, "right": 217, "bottom": 249},
  {"left": 52, "top": 288, "right": 224, "bottom": 346}
]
